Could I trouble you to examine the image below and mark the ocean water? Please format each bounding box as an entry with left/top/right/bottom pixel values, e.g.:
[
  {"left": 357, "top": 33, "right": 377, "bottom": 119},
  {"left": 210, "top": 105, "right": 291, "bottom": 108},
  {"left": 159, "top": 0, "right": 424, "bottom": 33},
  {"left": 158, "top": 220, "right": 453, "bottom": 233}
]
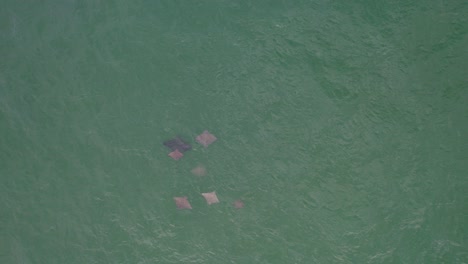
[{"left": 1, "top": 1, "right": 467, "bottom": 263}]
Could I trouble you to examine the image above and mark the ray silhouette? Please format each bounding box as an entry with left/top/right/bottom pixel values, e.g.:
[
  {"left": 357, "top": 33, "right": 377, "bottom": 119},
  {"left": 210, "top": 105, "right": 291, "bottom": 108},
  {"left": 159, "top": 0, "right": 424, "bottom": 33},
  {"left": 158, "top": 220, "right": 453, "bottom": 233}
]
[
  {"left": 201, "top": 191, "right": 219, "bottom": 205},
  {"left": 191, "top": 165, "right": 206, "bottom": 176},
  {"left": 196, "top": 131, "right": 217, "bottom": 147},
  {"left": 168, "top": 149, "right": 183, "bottom": 160},
  {"left": 164, "top": 136, "right": 191, "bottom": 152},
  {"left": 233, "top": 200, "right": 244, "bottom": 209},
  {"left": 174, "top": 196, "right": 192, "bottom": 209}
]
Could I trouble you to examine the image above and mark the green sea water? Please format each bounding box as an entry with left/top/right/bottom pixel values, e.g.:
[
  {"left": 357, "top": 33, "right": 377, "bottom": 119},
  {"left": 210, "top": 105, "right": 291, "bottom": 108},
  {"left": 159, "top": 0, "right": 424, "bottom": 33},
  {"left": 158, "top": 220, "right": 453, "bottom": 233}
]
[{"left": 1, "top": 1, "right": 467, "bottom": 263}]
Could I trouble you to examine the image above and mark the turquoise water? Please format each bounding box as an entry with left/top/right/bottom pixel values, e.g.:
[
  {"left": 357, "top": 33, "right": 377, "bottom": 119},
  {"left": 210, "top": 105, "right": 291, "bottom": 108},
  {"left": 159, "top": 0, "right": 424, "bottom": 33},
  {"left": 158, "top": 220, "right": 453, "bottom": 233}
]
[{"left": 1, "top": 1, "right": 467, "bottom": 263}]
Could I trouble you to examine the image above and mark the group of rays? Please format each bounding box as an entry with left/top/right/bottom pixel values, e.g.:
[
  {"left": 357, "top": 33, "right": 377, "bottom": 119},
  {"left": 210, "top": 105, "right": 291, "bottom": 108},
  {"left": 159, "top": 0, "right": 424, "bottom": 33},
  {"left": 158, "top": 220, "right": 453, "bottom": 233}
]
[{"left": 164, "top": 130, "right": 244, "bottom": 210}]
